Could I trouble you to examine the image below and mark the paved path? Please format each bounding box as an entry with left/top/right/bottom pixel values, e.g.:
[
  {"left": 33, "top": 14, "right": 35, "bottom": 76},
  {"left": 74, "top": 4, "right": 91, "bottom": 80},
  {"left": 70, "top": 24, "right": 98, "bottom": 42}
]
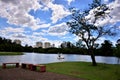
[{"left": 0, "top": 68, "right": 85, "bottom": 80}]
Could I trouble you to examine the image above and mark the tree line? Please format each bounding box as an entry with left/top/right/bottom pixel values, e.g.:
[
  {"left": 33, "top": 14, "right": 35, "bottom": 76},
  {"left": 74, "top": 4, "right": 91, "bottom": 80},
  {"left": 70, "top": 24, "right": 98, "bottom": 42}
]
[{"left": 0, "top": 36, "right": 119, "bottom": 57}]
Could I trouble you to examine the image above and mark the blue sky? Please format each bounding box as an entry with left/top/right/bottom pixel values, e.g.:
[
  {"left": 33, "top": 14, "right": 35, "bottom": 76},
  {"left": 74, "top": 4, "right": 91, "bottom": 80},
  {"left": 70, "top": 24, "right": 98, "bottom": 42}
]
[{"left": 0, "top": 0, "right": 120, "bottom": 47}]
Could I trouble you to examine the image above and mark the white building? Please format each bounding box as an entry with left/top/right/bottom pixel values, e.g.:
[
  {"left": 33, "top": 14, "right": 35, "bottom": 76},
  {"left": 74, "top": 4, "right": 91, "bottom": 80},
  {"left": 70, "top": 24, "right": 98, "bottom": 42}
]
[
  {"left": 36, "top": 42, "right": 43, "bottom": 48},
  {"left": 44, "top": 42, "right": 51, "bottom": 48}
]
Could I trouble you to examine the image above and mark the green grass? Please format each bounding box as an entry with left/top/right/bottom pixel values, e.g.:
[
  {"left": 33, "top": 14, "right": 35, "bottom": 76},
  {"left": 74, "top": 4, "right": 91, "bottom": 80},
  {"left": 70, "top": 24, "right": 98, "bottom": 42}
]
[
  {"left": 46, "top": 62, "right": 120, "bottom": 80},
  {"left": 0, "top": 52, "right": 23, "bottom": 55}
]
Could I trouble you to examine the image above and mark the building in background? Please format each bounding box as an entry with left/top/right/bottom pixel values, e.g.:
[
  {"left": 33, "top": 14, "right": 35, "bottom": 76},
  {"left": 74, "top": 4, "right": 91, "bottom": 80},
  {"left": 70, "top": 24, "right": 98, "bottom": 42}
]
[
  {"left": 34, "top": 42, "right": 54, "bottom": 48},
  {"left": 36, "top": 42, "right": 43, "bottom": 48},
  {"left": 14, "top": 39, "right": 21, "bottom": 45},
  {"left": 44, "top": 42, "right": 51, "bottom": 48}
]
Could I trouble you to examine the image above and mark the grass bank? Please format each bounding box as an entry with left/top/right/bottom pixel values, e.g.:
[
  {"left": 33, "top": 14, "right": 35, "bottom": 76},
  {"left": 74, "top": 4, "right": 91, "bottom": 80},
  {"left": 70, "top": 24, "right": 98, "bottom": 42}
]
[
  {"left": 0, "top": 52, "right": 23, "bottom": 55},
  {"left": 46, "top": 62, "right": 120, "bottom": 80}
]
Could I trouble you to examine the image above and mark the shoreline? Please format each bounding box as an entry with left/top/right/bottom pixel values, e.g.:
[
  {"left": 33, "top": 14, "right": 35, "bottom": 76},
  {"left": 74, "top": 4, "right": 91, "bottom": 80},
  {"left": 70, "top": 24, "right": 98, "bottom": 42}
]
[{"left": 0, "top": 52, "right": 23, "bottom": 56}]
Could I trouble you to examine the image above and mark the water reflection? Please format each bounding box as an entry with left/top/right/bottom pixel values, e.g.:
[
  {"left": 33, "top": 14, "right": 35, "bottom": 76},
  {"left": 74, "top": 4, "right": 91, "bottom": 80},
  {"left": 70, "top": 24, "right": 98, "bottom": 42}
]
[
  {"left": 96, "top": 56, "right": 118, "bottom": 64},
  {"left": 20, "top": 53, "right": 64, "bottom": 64},
  {"left": 0, "top": 52, "right": 120, "bottom": 65},
  {"left": 0, "top": 56, "right": 22, "bottom": 65}
]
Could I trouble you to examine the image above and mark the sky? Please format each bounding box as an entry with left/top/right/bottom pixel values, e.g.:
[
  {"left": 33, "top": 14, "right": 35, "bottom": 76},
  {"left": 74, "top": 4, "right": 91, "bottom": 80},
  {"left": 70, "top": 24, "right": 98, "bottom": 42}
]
[{"left": 0, "top": 0, "right": 120, "bottom": 47}]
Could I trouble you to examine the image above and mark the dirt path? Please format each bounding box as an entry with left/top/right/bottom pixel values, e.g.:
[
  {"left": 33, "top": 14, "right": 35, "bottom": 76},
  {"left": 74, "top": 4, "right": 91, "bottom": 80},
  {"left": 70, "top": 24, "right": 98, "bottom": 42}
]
[{"left": 0, "top": 68, "right": 85, "bottom": 80}]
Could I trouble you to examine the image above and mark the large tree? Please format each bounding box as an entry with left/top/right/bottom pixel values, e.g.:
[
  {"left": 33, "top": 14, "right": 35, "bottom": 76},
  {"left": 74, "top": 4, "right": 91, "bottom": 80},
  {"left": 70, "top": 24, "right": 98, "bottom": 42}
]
[{"left": 67, "top": 0, "right": 116, "bottom": 66}]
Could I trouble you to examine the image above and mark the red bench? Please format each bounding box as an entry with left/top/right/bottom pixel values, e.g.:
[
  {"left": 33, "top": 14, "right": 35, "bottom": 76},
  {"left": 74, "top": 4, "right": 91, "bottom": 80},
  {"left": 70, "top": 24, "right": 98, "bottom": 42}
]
[
  {"left": 31, "top": 65, "right": 46, "bottom": 72},
  {"left": 2, "top": 63, "right": 19, "bottom": 69},
  {"left": 21, "top": 63, "right": 46, "bottom": 72},
  {"left": 21, "top": 63, "right": 33, "bottom": 70}
]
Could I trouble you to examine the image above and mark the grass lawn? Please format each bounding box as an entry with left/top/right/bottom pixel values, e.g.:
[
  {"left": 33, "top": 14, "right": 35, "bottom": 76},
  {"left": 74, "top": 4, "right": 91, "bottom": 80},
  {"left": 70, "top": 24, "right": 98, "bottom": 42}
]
[
  {"left": 46, "top": 62, "right": 120, "bottom": 80},
  {"left": 0, "top": 52, "right": 23, "bottom": 55}
]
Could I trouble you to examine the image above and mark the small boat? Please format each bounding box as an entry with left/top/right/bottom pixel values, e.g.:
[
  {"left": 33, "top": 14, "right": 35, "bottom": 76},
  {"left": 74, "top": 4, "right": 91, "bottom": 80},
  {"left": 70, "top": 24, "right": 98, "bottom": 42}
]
[
  {"left": 57, "top": 57, "right": 64, "bottom": 59},
  {"left": 57, "top": 53, "right": 64, "bottom": 59}
]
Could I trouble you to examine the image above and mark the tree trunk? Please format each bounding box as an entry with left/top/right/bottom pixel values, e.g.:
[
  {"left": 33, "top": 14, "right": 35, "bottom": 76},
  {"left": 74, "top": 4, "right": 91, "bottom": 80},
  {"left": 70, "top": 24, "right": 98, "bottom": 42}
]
[
  {"left": 90, "top": 52, "right": 97, "bottom": 66},
  {"left": 89, "top": 48, "right": 97, "bottom": 66}
]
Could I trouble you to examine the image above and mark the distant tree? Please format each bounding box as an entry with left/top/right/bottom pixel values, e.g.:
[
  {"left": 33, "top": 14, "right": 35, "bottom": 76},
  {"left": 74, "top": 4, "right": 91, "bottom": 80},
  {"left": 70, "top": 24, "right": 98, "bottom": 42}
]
[
  {"left": 67, "top": 0, "right": 116, "bottom": 66},
  {"left": 66, "top": 42, "right": 75, "bottom": 48},
  {"left": 24, "top": 44, "right": 33, "bottom": 52},
  {"left": 60, "top": 42, "right": 66, "bottom": 48},
  {"left": 115, "top": 39, "right": 120, "bottom": 64},
  {"left": 60, "top": 41, "right": 75, "bottom": 48},
  {"left": 100, "top": 40, "right": 113, "bottom": 56}
]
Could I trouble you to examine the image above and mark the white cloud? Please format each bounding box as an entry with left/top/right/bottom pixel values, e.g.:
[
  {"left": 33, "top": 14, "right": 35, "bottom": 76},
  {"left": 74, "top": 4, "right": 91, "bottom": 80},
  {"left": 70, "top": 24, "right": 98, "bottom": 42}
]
[
  {"left": 9, "top": 32, "right": 49, "bottom": 46},
  {"left": 0, "top": 0, "right": 71, "bottom": 30},
  {"left": 67, "top": 0, "right": 75, "bottom": 5},
  {"left": 39, "top": 23, "right": 51, "bottom": 28},
  {"left": 30, "top": 35, "right": 48, "bottom": 42},
  {"left": 0, "top": 0, "right": 46, "bottom": 30},
  {"left": 33, "top": 31, "right": 46, "bottom": 37},
  {"left": 0, "top": 27, "right": 24, "bottom": 35},
  {"left": 108, "top": 0, "right": 120, "bottom": 23},
  {"left": 48, "top": 22, "right": 69, "bottom": 36},
  {"left": 40, "top": 0, "right": 52, "bottom": 5},
  {"left": 104, "top": 0, "right": 109, "bottom": 3},
  {"left": 0, "top": 27, "right": 48, "bottom": 46},
  {"left": 40, "top": 0, "right": 71, "bottom": 23},
  {"left": 85, "top": 0, "right": 120, "bottom": 28},
  {"left": 12, "top": 34, "right": 26, "bottom": 38},
  {"left": 85, "top": 9, "right": 96, "bottom": 24},
  {"left": 0, "top": 27, "right": 28, "bottom": 45},
  {"left": 48, "top": 2, "right": 71, "bottom": 23},
  {"left": 100, "top": 0, "right": 120, "bottom": 27},
  {"left": 49, "top": 40, "right": 63, "bottom": 47}
]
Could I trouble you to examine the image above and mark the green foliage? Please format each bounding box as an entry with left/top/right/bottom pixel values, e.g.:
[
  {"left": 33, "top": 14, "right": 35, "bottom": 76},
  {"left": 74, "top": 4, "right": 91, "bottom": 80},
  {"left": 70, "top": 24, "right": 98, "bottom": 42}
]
[
  {"left": 0, "top": 37, "right": 23, "bottom": 52},
  {"left": 100, "top": 40, "right": 113, "bottom": 56},
  {"left": 0, "top": 52, "right": 23, "bottom": 55},
  {"left": 47, "top": 62, "right": 120, "bottom": 80},
  {"left": 60, "top": 41, "right": 75, "bottom": 48},
  {"left": 115, "top": 44, "right": 120, "bottom": 58}
]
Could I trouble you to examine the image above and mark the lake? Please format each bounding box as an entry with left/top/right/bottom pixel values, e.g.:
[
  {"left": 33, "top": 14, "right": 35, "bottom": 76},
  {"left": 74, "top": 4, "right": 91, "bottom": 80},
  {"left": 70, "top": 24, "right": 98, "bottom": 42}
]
[{"left": 0, "top": 52, "right": 120, "bottom": 65}]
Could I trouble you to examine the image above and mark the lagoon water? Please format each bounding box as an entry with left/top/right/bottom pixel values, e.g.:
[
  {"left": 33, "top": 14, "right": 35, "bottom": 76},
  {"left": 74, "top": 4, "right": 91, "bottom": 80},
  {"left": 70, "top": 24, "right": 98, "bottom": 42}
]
[{"left": 0, "top": 52, "right": 120, "bottom": 65}]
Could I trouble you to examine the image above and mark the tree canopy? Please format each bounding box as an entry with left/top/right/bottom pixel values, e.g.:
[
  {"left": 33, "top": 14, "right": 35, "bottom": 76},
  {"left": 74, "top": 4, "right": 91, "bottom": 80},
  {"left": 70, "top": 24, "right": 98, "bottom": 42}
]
[{"left": 67, "top": 0, "right": 116, "bottom": 66}]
